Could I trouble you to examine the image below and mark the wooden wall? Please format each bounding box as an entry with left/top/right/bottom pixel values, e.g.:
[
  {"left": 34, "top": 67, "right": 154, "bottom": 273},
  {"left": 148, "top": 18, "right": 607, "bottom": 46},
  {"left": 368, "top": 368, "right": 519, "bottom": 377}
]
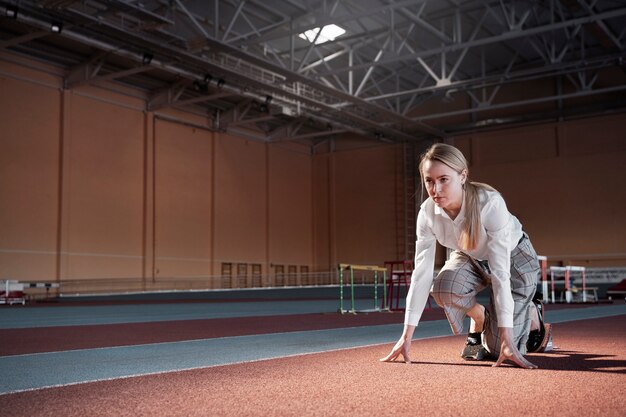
[
  {"left": 453, "top": 116, "right": 626, "bottom": 267},
  {"left": 0, "top": 54, "right": 313, "bottom": 290},
  {"left": 1, "top": 51, "right": 625, "bottom": 294}
]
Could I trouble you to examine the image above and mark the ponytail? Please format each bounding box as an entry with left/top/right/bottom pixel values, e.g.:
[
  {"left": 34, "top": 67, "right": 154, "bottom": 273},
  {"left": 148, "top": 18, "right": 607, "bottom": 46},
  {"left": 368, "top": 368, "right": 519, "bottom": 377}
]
[{"left": 459, "top": 181, "right": 496, "bottom": 251}]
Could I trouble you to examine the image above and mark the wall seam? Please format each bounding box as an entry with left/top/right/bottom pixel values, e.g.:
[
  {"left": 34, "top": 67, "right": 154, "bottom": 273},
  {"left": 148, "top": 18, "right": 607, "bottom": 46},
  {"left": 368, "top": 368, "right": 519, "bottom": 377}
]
[{"left": 54, "top": 89, "right": 65, "bottom": 286}]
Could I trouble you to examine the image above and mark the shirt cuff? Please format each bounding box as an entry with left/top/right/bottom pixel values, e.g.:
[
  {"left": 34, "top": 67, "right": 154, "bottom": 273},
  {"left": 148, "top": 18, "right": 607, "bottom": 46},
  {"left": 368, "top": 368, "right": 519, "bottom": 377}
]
[
  {"left": 404, "top": 313, "right": 421, "bottom": 327},
  {"left": 497, "top": 314, "right": 514, "bottom": 328}
]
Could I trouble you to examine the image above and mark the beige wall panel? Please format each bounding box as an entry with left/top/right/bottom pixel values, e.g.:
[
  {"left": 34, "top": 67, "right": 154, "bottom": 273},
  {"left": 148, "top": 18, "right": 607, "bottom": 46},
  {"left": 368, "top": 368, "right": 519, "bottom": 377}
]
[
  {"left": 334, "top": 133, "right": 387, "bottom": 151},
  {"left": 152, "top": 108, "right": 211, "bottom": 127},
  {"left": 63, "top": 93, "right": 144, "bottom": 278},
  {"left": 333, "top": 145, "right": 398, "bottom": 266},
  {"left": 561, "top": 115, "right": 626, "bottom": 156},
  {"left": 459, "top": 117, "right": 626, "bottom": 266},
  {"left": 154, "top": 121, "right": 213, "bottom": 278},
  {"left": 0, "top": 52, "right": 64, "bottom": 87},
  {"left": 66, "top": 256, "right": 145, "bottom": 280},
  {"left": 452, "top": 137, "right": 473, "bottom": 166},
  {"left": 268, "top": 145, "right": 312, "bottom": 266},
  {"left": 560, "top": 80, "right": 624, "bottom": 109},
  {"left": 473, "top": 152, "right": 626, "bottom": 266},
  {"left": 213, "top": 134, "right": 267, "bottom": 268},
  {"left": 312, "top": 154, "right": 332, "bottom": 271},
  {"left": 70, "top": 85, "right": 146, "bottom": 111},
  {"left": 0, "top": 253, "right": 58, "bottom": 280},
  {"left": 474, "top": 125, "right": 558, "bottom": 165},
  {"left": 0, "top": 76, "right": 60, "bottom": 279}
]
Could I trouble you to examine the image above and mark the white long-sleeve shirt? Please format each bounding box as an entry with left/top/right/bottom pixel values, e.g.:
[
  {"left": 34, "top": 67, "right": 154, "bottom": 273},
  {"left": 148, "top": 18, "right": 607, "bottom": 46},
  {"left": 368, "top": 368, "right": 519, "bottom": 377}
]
[{"left": 405, "top": 188, "right": 523, "bottom": 329}]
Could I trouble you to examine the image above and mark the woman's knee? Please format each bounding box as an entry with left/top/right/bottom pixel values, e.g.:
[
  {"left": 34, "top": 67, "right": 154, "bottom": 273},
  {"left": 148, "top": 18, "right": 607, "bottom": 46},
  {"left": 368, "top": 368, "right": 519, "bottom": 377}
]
[{"left": 431, "top": 270, "right": 460, "bottom": 306}]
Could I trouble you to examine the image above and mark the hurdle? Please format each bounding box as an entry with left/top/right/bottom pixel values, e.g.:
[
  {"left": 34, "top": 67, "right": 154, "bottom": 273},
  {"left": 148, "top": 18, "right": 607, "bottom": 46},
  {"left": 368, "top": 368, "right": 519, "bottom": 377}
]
[
  {"left": 384, "top": 260, "right": 412, "bottom": 311},
  {"left": 549, "top": 266, "right": 592, "bottom": 303},
  {"left": 0, "top": 280, "right": 60, "bottom": 304},
  {"left": 0, "top": 280, "right": 25, "bottom": 305},
  {"left": 338, "top": 263, "right": 388, "bottom": 314}
]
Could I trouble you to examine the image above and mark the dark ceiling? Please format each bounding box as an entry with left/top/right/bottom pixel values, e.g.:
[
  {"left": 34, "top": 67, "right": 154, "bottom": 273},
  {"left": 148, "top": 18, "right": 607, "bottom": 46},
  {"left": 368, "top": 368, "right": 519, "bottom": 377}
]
[{"left": 1, "top": 0, "right": 625, "bottom": 147}]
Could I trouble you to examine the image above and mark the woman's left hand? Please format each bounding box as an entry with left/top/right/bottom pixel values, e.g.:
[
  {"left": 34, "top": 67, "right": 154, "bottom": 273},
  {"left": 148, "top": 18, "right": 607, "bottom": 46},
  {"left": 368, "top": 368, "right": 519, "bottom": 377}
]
[{"left": 493, "top": 327, "right": 538, "bottom": 369}]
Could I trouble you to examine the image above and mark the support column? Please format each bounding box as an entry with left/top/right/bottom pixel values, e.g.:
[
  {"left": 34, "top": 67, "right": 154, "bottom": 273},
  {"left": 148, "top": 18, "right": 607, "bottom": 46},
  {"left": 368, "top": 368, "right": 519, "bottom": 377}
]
[
  {"left": 328, "top": 140, "right": 337, "bottom": 275},
  {"left": 142, "top": 111, "right": 155, "bottom": 289},
  {"left": 56, "top": 89, "right": 72, "bottom": 284}
]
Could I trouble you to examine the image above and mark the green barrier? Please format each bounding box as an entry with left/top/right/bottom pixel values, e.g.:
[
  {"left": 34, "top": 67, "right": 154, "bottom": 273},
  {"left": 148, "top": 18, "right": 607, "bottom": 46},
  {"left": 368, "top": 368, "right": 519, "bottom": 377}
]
[{"left": 338, "top": 263, "right": 389, "bottom": 314}]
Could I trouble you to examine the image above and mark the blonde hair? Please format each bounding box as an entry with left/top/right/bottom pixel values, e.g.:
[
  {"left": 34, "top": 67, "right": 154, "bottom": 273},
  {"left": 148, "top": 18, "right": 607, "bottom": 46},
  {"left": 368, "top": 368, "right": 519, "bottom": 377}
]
[{"left": 419, "top": 143, "right": 496, "bottom": 251}]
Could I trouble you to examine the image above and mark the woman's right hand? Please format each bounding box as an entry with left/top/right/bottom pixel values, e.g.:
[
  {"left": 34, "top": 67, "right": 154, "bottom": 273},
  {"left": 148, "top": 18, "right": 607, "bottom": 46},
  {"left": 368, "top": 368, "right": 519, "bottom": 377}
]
[{"left": 379, "top": 337, "right": 412, "bottom": 363}]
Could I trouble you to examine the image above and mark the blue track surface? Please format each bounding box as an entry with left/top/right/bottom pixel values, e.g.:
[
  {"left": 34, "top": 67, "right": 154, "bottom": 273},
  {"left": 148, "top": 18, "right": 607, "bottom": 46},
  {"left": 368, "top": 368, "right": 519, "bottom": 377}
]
[
  {"left": 1, "top": 299, "right": 624, "bottom": 395},
  {"left": 0, "top": 298, "right": 392, "bottom": 329}
]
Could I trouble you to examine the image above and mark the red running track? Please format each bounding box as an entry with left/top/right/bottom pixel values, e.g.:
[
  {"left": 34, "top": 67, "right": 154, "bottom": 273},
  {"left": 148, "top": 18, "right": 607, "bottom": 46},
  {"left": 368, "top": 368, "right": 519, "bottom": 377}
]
[
  {"left": 0, "top": 309, "right": 440, "bottom": 356},
  {"left": 0, "top": 301, "right": 599, "bottom": 356},
  {"left": 1, "top": 315, "right": 625, "bottom": 416}
]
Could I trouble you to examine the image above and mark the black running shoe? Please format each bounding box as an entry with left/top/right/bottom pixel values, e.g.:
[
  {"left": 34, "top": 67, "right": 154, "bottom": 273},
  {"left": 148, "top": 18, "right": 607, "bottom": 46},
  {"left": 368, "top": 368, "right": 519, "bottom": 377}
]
[
  {"left": 461, "top": 332, "right": 487, "bottom": 360},
  {"left": 527, "top": 296, "right": 546, "bottom": 353}
]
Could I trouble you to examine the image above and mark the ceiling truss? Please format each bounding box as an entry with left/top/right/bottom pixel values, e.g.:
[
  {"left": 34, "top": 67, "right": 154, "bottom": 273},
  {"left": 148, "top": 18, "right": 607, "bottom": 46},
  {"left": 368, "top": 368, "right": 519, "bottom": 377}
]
[{"left": 0, "top": 0, "right": 625, "bottom": 146}]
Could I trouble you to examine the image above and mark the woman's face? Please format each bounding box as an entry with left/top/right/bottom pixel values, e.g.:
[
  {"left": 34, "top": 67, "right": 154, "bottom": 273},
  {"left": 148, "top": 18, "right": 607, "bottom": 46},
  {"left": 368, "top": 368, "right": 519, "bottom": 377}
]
[{"left": 422, "top": 159, "right": 466, "bottom": 214}]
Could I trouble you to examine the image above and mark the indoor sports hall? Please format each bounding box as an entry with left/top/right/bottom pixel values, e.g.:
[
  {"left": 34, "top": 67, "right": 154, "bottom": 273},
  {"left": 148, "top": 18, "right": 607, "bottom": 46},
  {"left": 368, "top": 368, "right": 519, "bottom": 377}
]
[{"left": 1, "top": 1, "right": 625, "bottom": 416}]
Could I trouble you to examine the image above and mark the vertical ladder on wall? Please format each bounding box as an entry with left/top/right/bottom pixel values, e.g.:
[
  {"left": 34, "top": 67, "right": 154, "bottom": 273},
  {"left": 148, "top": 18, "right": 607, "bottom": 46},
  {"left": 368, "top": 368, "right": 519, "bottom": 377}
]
[{"left": 399, "top": 142, "right": 420, "bottom": 261}]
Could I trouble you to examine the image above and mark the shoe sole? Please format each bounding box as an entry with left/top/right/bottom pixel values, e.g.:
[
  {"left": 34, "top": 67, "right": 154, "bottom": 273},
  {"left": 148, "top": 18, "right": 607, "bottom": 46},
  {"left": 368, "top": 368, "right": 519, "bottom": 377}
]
[
  {"left": 461, "top": 344, "right": 487, "bottom": 361},
  {"left": 537, "top": 323, "right": 553, "bottom": 352}
]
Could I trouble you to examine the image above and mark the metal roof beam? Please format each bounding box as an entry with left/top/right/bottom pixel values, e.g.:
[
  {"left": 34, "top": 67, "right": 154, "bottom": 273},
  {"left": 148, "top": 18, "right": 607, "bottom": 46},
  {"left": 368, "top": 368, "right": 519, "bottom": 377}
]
[
  {"left": 354, "top": 36, "right": 390, "bottom": 97},
  {"left": 92, "top": 65, "right": 153, "bottom": 83},
  {"left": 396, "top": 4, "right": 452, "bottom": 44},
  {"left": 101, "top": 0, "right": 174, "bottom": 26},
  {"left": 0, "top": 30, "right": 50, "bottom": 49},
  {"left": 239, "top": 0, "right": 427, "bottom": 46},
  {"left": 10, "top": 1, "right": 445, "bottom": 139},
  {"left": 288, "top": 128, "right": 349, "bottom": 141},
  {"left": 228, "top": 114, "right": 276, "bottom": 127},
  {"left": 174, "top": 92, "right": 234, "bottom": 107},
  {"left": 64, "top": 51, "right": 108, "bottom": 88},
  {"left": 223, "top": 1, "right": 247, "bottom": 42},
  {"left": 367, "top": 49, "right": 620, "bottom": 103},
  {"left": 413, "top": 84, "right": 626, "bottom": 122},
  {"left": 267, "top": 119, "right": 304, "bottom": 141},
  {"left": 147, "top": 81, "right": 188, "bottom": 111},
  {"left": 317, "top": 6, "right": 626, "bottom": 76}
]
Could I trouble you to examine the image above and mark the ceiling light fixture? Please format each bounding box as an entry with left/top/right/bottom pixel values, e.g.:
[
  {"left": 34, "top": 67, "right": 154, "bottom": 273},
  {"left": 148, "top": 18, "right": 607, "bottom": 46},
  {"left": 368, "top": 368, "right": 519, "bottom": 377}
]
[
  {"left": 6, "top": 5, "right": 18, "bottom": 19},
  {"left": 260, "top": 95, "right": 273, "bottom": 113},
  {"left": 298, "top": 24, "right": 345, "bottom": 45},
  {"left": 142, "top": 52, "right": 153, "bottom": 65},
  {"left": 193, "top": 80, "right": 208, "bottom": 92},
  {"left": 51, "top": 22, "right": 63, "bottom": 33}
]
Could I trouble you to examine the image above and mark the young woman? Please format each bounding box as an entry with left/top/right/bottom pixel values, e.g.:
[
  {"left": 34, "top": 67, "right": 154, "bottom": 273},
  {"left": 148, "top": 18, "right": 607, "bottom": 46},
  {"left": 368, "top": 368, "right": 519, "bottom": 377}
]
[{"left": 380, "top": 143, "right": 547, "bottom": 369}]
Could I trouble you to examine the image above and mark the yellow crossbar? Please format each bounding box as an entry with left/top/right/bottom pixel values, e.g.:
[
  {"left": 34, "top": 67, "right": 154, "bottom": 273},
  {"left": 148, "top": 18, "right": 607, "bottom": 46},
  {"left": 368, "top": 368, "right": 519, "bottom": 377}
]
[{"left": 338, "top": 263, "right": 387, "bottom": 272}]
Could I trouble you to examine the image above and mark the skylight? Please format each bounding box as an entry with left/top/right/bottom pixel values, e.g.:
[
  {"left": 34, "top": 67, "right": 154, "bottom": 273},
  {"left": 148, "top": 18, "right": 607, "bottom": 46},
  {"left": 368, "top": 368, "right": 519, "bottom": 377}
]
[{"left": 299, "top": 24, "right": 346, "bottom": 45}]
